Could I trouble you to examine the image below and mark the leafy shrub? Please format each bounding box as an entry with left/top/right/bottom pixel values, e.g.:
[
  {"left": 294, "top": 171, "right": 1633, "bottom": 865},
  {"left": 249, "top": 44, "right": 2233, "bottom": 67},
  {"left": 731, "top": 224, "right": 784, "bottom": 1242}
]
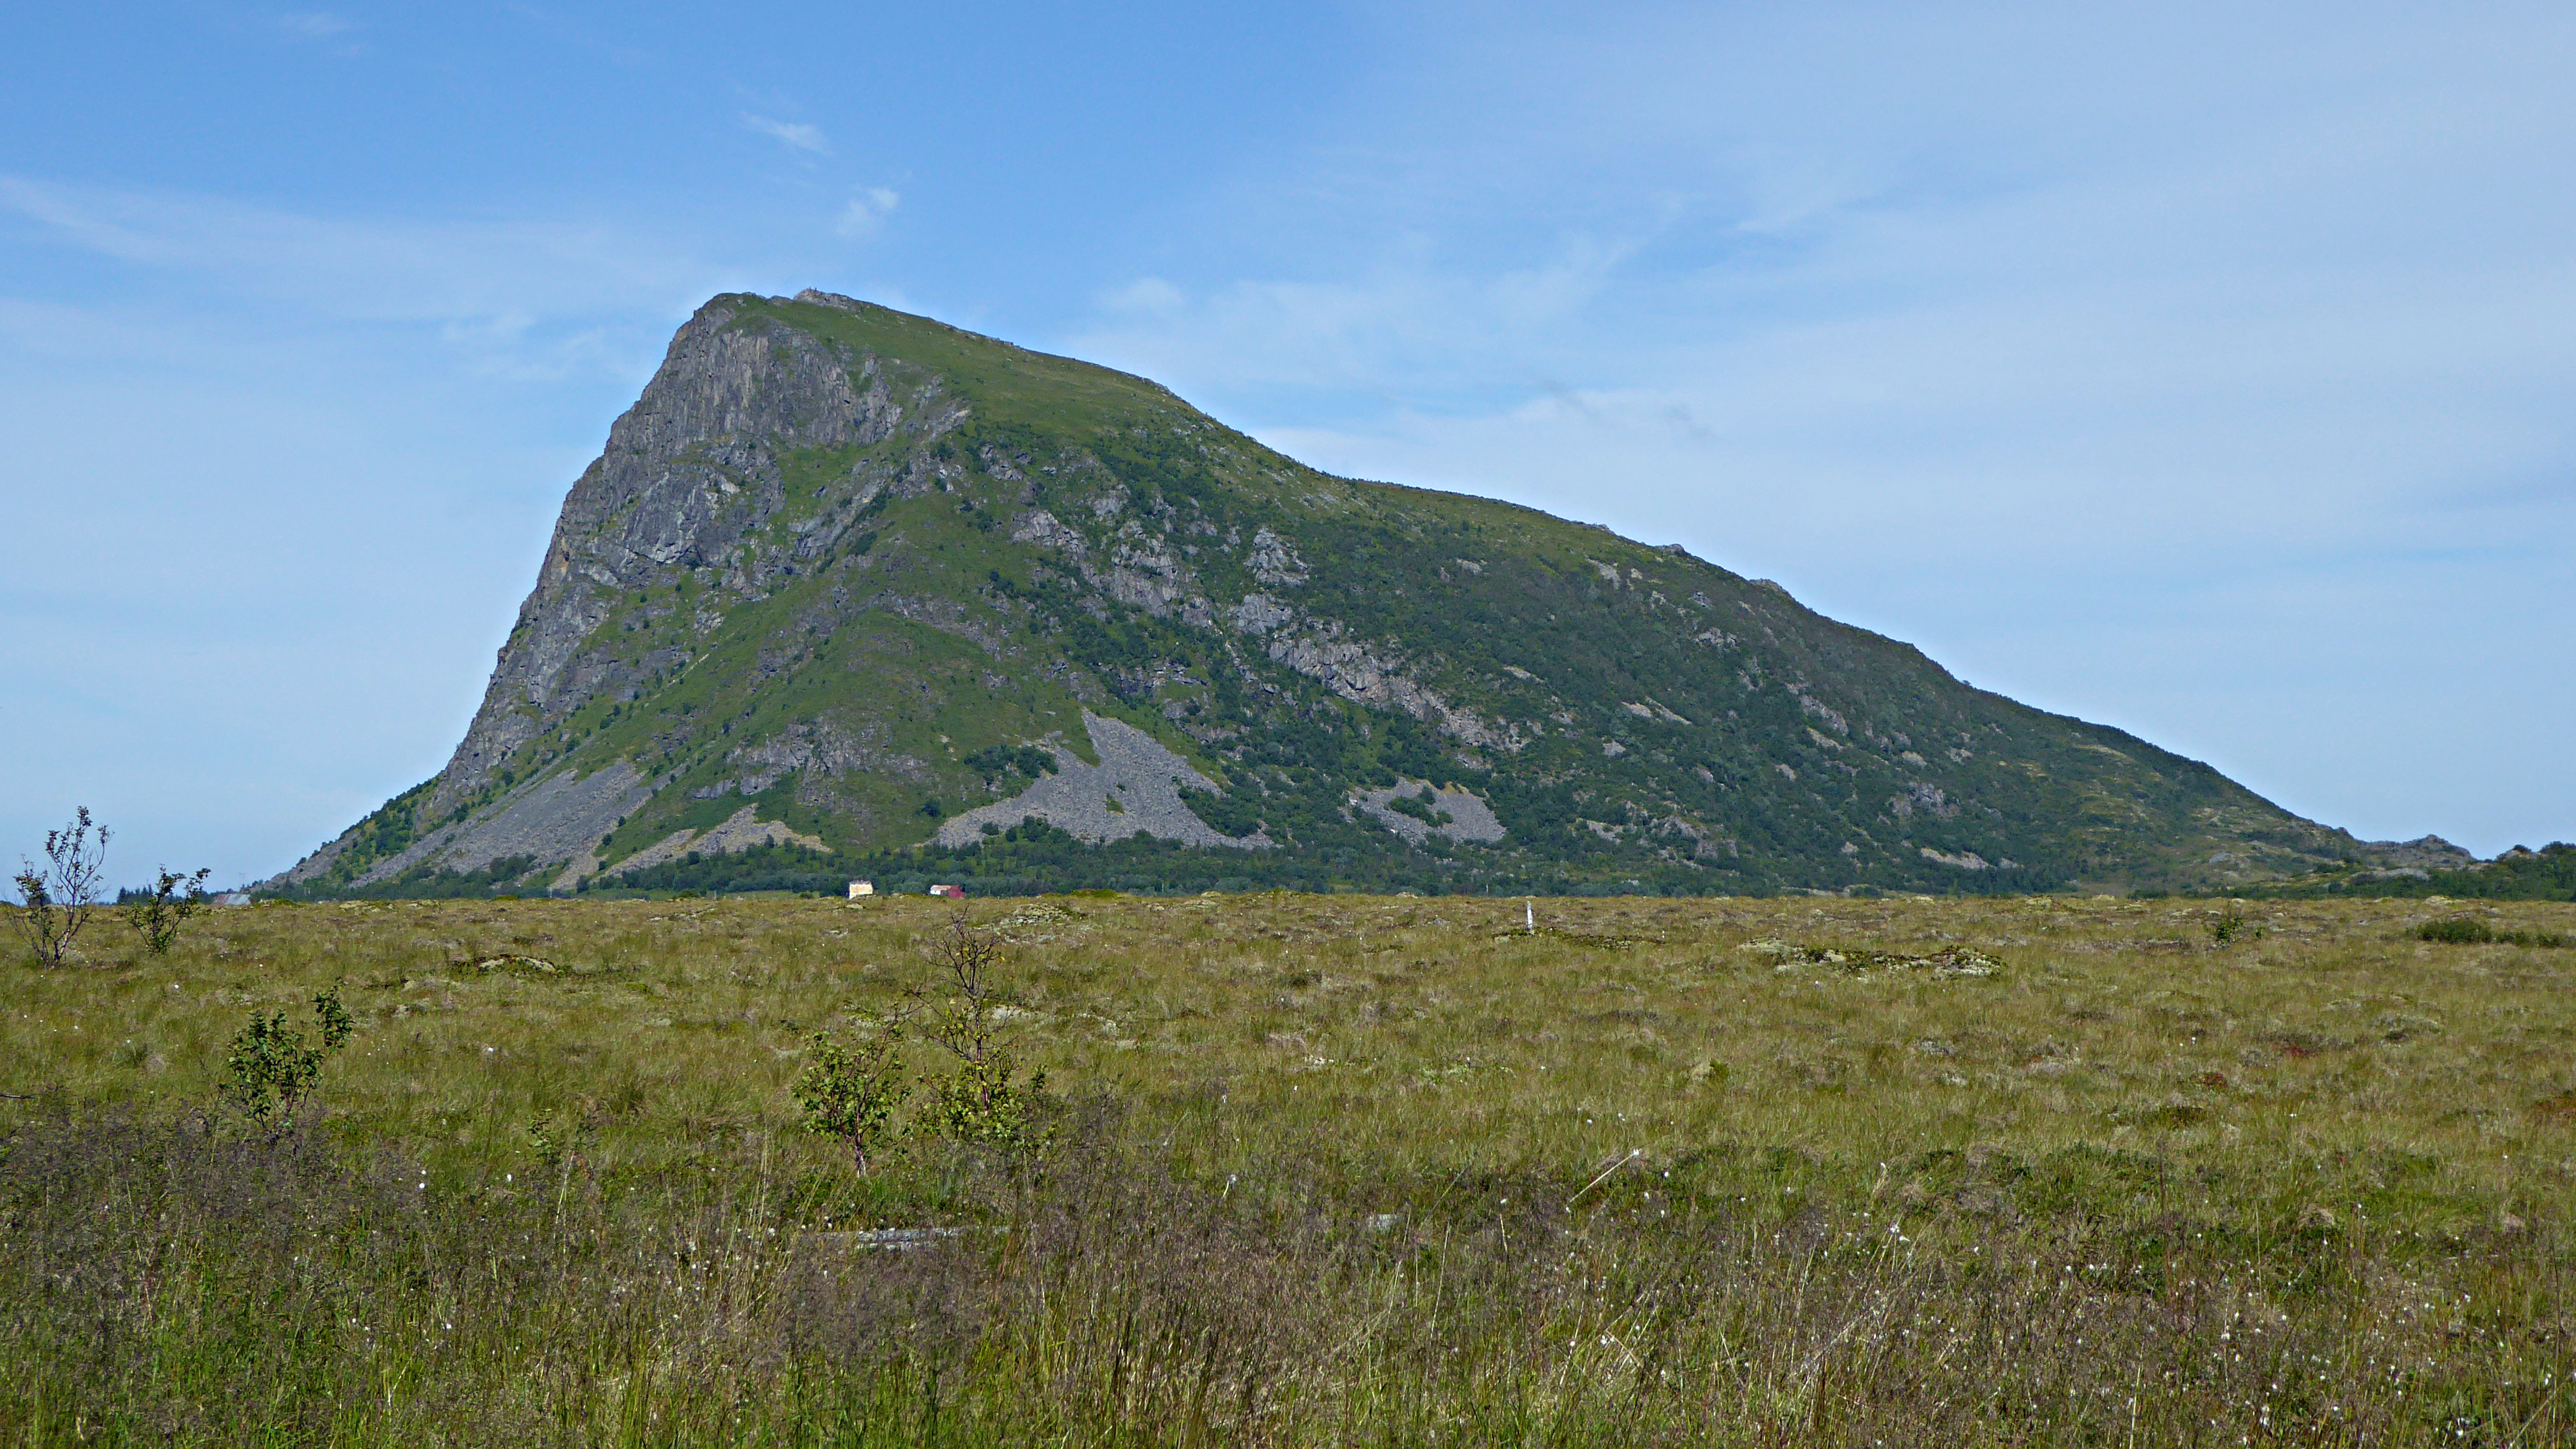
[
  {"left": 2417, "top": 917, "right": 2568, "bottom": 948},
  {"left": 1384, "top": 786, "right": 1453, "bottom": 827},
  {"left": 2210, "top": 911, "right": 2259, "bottom": 944},
  {"left": 123, "top": 866, "right": 212, "bottom": 955},
  {"left": 794, "top": 1027, "right": 907, "bottom": 1173},
  {"left": 223, "top": 988, "right": 355, "bottom": 1134},
  {"left": 1176, "top": 783, "right": 1265, "bottom": 837},
  {"left": 965, "top": 744, "right": 1059, "bottom": 783},
  {"left": 2418, "top": 917, "right": 2494, "bottom": 944},
  {"left": 911, "top": 918, "right": 1052, "bottom": 1153}
]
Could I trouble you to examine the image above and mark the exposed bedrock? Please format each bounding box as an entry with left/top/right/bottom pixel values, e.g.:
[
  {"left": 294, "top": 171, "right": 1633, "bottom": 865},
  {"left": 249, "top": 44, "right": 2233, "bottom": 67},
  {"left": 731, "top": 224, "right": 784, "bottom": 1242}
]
[
  {"left": 358, "top": 763, "right": 650, "bottom": 888},
  {"left": 1353, "top": 781, "right": 1508, "bottom": 847},
  {"left": 427, "top": 299, "right": 929, "bottom": 821},
  {"left": 937, "top": 713, "right": 1267, "bottom": 849},
  {"left": 602, "top": 805, "right": 832, "bottom": 881}
]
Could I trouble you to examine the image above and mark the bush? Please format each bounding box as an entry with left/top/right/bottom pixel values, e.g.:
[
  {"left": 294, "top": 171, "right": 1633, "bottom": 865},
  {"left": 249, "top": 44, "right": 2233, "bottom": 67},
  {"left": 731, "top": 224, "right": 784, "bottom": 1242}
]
[
  {"left": 223, "top": 988, "right": 355, "bottom": 1135},
  {"left": 123, "top": 866, "right": 212, "bottom": 955},
  {"left": 2418, "top": 918, "right": 2494, "bottom": 944},
  {"left": 12, "top": 808, "right": 109, "bottom": 967},
  {"left": 2210, "top": 910, "right": 2261, "bottom": 944},
  {"left": 1384, "top": 786, "right": 1453, "bottom": 827},
  {"left": 794, "top": 1027, "right": 907, "bottom": 1174},
  {"left": 911, "top": 918, "right": 1052, "bottom": 1153},
  {"left": 2414, "top": 917, "right": 2568, "bottom": 948}
]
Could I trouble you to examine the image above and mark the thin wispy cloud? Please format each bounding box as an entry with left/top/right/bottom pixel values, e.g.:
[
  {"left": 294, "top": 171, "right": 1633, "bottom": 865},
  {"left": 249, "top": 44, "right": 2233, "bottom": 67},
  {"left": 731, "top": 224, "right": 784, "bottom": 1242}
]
[
  {"left": 274, "top": 12, "right": 354, "bottom": 41},
  {"left": 1115, "top": 9, "right": 2576, "bottom": 490},
  {"left": 1059, "top": 1, "right": 2576, "bottom": 850},
  {"left": 1101, "top": 277, "right": 1184, "bottom": 316},
  {"left": 834, "top": 187, "right": 900, "bottom": 239},
  {"left": 1076, "top": 235, "right": 1641, "bottom": 398},
  {"left": 741, "top": 114, "right": 828, "bottom": 155},
  {"left": 0, "top": 175, "right": 710, "bottom": 338}
]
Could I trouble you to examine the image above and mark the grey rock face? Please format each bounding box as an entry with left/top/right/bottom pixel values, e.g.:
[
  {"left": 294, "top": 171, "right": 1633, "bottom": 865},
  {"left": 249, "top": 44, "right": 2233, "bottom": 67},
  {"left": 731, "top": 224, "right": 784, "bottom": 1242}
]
[
  {"left": 1354, "top": 781, "right": 1507, "bottom": 847},
  {"left": 696, "top": 718, "right": 928, "bottom": 801},
  {"left": 1247, "top": 527, "right": 1308, "bottom": 586},
  {"left": 1009, "top": 508, "right": 1088, "bottom": 556},
  {"left": 1261, "top": 623, "right": 1516, "bottom": 751},
  {"left": 603, "top": 804, "right": 830, "bottom": 879},
  {"left": 2364, "top": 834, "right": 2480, "bottom": 871},
  {"left": 424, "top": 298, "right": 935, "bottom": 822},
  {"left": 363, "top": 762, "right": 649, "bottom": 888},
  {"left": 937, "top": 712, "right": 1265, "bottom": 849},
  {"left": 1011, "top": 502, "right": 1215, "bottom": 626}
]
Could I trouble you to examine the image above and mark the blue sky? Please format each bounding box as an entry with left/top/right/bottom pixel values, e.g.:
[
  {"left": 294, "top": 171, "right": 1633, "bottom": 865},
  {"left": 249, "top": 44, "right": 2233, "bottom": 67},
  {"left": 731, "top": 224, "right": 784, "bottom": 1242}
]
[{"left": 4, "top": 1, "right": 2571, "bottom": 885}]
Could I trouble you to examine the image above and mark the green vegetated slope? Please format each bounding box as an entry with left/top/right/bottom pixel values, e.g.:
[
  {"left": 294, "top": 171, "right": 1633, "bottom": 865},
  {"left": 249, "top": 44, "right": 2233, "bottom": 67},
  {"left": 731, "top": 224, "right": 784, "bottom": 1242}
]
[
  {"left": 273, "top": 291, "right": 2391, "bottom": 899},
  {"left": 2244, "top": 841, "right": 2576, "bottom": 903}
]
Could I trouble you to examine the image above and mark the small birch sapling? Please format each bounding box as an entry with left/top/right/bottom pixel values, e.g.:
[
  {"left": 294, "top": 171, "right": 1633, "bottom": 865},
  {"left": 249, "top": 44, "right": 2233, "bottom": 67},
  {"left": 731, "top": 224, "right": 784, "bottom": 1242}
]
[
  {"left": 125, "top": 866, "right": 212, "bottom": 955},
  {"left": 224, "top": 987, "right": 355, "bottom": 1135},
  {"left": 793, "top": 1025, "right": 906, "bottom": 1174},
  {"left": 912, "top": 916, "right": 1052, "bottom": 1153},
  {"left": 12, "top": 808, "right": 110, "bottom": 967}
]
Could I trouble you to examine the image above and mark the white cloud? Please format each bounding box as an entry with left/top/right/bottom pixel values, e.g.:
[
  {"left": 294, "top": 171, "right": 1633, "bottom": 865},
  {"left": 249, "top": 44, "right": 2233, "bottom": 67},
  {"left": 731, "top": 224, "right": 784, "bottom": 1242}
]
[
  {"left": 1073, "top": 234, "right": 1636, "bottom": 398},
  {"left": 834, "top": 187, "right": 900, "bottom": 239},
  {"left": 275, "top": 12, "right": 354, "bottom": 40},
  {"left": 741, "top": 114, "right": 828, "bottom": 155},
  {"left": 1055, "top": 0, "right": 2576, "bottom": 852},
  {"left": 0, "top": 174, "right": 718, "bottom": 371},
  {"left": 1101, "top": 276, "right": 1185, "bottom": 316},
  {"left": 0, "top": 172, "right": 866, "bottom": 876}
]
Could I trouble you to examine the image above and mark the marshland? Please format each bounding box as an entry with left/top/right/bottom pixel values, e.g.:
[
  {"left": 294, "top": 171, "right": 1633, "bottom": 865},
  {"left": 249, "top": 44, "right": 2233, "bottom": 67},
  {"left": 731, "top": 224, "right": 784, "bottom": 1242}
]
[{"left": 6, "top": 890, "right": 2573, "bottom": 1445}]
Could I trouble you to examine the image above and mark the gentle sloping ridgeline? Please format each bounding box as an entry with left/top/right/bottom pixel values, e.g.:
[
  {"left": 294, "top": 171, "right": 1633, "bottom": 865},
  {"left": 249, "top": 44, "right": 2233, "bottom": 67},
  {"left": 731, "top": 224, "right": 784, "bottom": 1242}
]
[
  {"left": 7, "top": 892, "right": 2573, "bottom": 1443},
  {"left": 2235, "top": 840, "right": 2576, "bottom": 902}
]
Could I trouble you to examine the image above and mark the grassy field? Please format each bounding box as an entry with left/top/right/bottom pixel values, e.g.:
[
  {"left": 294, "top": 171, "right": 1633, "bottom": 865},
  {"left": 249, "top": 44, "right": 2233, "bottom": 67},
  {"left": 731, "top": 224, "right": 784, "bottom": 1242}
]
[{"left": 5, "top": 891, "right": 2575, "bottom": 1445}]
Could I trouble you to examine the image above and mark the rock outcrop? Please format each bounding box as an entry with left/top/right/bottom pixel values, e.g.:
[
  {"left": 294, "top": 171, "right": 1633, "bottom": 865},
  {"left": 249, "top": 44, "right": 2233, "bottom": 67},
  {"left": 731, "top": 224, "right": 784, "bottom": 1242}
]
[{"left": 935, "top": 712, "right": 1266, "bottom": 849}]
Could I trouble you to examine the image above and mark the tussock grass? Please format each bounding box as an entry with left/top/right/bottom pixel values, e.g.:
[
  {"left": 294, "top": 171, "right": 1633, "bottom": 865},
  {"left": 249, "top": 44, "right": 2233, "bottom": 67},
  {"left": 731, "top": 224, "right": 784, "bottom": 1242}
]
[{"left": 5, "top": 892, "right": 2575, "bottom": 1443}]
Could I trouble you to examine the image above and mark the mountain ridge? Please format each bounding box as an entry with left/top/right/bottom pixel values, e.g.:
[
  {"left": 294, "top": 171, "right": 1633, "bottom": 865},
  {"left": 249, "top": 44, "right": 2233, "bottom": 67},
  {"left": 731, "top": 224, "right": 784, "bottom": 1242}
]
[{"left": 265, "top": 289, "right": 2427, "bottom": 899}]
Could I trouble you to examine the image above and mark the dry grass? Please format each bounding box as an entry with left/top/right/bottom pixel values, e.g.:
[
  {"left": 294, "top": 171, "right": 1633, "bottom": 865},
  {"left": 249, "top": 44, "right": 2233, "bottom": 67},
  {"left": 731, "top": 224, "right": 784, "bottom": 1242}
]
[{"left": 5, "top": 891, "right": 2574, "bottom": 1444}]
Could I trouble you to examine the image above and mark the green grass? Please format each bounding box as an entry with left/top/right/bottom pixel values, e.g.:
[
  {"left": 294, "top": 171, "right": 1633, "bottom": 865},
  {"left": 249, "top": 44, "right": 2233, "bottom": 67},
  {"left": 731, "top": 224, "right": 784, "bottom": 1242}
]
[{"left": 7, "top": 891, "right": 2576, "bottom": 1443}]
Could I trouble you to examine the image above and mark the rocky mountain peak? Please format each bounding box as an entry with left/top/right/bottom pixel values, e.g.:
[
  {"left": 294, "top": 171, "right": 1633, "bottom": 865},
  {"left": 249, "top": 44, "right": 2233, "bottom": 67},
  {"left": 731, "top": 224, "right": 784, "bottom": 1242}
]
[{"left": 270, "top": 291, "right": 2415, "bottom": 900}]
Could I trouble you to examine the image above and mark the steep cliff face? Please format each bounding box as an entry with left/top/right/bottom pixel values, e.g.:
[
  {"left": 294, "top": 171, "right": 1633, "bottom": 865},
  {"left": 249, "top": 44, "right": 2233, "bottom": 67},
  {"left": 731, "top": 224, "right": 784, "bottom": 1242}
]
[
  {"left": 271, "top": 290, "right": 2398, "bottom": 898},
  {"left": 424, "top": 297, "right": 937, "bottom": 821}
]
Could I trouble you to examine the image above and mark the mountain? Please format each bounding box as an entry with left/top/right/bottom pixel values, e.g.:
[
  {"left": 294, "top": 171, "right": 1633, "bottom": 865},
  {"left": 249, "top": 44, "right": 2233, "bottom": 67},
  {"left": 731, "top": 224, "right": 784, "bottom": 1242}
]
[
  {"left": 265, "top": 290, "right": 2410, "bottom": 900},
  {"left": 2243, "top": 840, "right": 2574, "bottom": 902}
]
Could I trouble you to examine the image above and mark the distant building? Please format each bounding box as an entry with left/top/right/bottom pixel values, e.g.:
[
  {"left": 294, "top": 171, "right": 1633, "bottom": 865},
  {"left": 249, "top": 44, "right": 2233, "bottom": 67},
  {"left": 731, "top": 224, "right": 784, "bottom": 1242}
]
[
  {"left": 212, "top": 892, "right": 252, "bottom": 906},
  {"left": 927, "top": 883, "right": 965, "bottom": 899},
  {"left": 847, "top": 880, "right": 874, "bottom": 899}
]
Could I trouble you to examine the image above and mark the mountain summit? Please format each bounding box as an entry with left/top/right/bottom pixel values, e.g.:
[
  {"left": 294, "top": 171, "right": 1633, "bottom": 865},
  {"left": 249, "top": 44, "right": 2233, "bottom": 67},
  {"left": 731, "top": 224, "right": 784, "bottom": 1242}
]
[{"left": 271, "top": 291, "right": 2397, "bottom": 898}]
